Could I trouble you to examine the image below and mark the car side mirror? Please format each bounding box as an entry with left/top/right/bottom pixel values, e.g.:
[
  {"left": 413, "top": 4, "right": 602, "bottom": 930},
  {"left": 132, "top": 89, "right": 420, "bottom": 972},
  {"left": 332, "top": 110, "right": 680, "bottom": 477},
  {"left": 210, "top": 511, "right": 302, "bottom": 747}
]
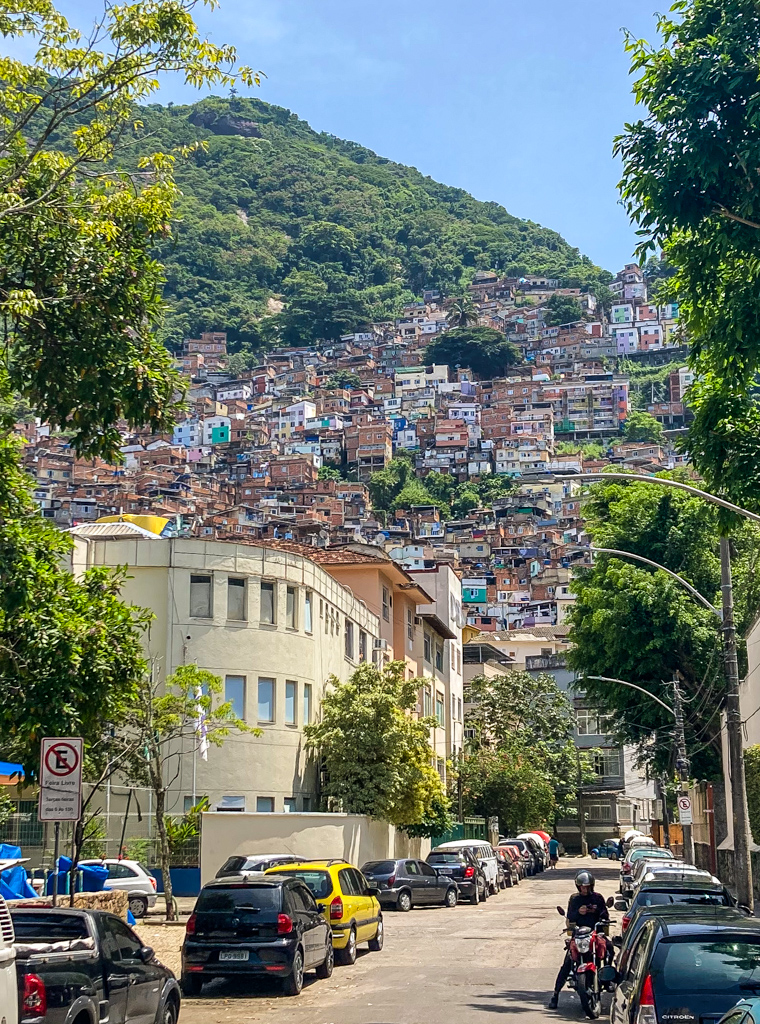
[
  {"left": 612, "top": 935, "right": 623, "bottom": 948},
  {"left": 598, "top": 965, "right": 618, "bottom": 984},
  {"left": 606, "top": 896, "right": 615, "bottom": 907},
  {"left": 556, "top": 905, "right": 565, "bottom": 916},
  {"left": 364, "top": 886, "right": 380, "bottom": 898},
  {"left": 614, "top": 900, "right": 628, "bottom": 911},
  {"left": 139, "top": 946, "right": 154, "bottom": 963},
  {"left": 739, "top": 904, "right": 753, "bottom": 915}
]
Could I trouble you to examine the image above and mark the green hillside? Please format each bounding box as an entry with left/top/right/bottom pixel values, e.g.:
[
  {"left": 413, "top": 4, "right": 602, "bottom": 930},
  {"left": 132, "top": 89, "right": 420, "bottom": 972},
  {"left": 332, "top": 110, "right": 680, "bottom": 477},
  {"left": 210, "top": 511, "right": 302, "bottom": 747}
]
[{"left": 127, "top": 96, "right": 610, "bottom": 354}]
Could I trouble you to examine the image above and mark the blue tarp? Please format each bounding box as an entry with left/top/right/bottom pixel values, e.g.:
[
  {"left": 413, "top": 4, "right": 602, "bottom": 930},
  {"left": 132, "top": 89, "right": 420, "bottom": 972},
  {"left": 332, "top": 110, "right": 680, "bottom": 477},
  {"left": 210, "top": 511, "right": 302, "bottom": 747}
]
[
  {"left": 46, "top": 857, "right": 108, "bottom": 895},
  {"left": 0, "top": 843, "right": 37, "bottom": 898},
  {"left": 0, "top": 761, "right": 24, "bottom": 781}
]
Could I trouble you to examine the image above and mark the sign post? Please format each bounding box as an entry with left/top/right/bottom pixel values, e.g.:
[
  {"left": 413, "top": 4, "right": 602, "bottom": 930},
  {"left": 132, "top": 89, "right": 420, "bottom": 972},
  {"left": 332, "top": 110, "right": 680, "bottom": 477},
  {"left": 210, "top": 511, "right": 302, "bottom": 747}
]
[{"left": 39, "top": 738, "right": 83, "bottom": 905}]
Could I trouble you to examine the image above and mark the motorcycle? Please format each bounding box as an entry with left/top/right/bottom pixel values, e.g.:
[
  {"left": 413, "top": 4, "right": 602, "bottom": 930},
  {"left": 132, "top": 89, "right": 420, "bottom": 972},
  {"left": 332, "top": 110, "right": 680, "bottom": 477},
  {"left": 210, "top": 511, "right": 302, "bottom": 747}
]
[{"left": 555, "top": 900, "right": 617, "bottom": 1019}]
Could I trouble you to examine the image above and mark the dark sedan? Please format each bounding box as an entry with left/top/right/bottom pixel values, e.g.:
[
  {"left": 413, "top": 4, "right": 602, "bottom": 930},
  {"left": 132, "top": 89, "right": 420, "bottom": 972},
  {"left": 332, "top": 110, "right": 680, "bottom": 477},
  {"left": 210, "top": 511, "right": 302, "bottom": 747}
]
[
  {"left": 617, "top": 876, "right": 737, "bottom": 935},
  {"left": 610, "top": 910, "right": 760, "bottom": 1024},
  {"left": 361, "top": 858, "right": 459, "bottom": 911},
  {"left": 181, "top": 877, "right": 333, "bottom": 997},
  {"left": 426, "top": 848, "right": 488, "bottom": 904}
]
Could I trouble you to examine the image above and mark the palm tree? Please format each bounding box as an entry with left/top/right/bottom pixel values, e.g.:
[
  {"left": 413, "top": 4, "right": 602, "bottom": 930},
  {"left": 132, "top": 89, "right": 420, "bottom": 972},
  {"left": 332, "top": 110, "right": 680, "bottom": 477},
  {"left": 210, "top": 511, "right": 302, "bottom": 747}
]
[{"left": 446, "top": 297, "right": 479, "bottom": 328}]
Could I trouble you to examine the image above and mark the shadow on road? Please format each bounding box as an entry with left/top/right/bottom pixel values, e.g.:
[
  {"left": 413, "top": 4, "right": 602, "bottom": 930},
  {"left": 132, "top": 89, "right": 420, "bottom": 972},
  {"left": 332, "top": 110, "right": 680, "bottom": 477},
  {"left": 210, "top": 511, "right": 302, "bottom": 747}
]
[{"left": 468, "top": 989, "right": 604, "bottom": 1018}]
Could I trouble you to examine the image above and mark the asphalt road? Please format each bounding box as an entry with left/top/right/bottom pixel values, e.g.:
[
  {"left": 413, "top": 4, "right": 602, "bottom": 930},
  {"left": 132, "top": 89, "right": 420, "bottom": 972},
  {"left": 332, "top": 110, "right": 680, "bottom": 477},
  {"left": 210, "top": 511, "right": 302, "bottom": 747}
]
[{"left": 167, "top": 855, "right": 620, "bottom": 1024}]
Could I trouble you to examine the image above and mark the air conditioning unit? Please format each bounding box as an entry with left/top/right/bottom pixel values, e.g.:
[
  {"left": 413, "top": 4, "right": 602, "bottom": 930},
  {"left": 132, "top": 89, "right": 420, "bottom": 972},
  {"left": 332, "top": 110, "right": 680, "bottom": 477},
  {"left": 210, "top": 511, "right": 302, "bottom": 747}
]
[
  {"left": 373, "top": 638, "right": 388, "bottom": 651},
  {"left": 414, "top": 616, "right": 423, "bottom": 626}
]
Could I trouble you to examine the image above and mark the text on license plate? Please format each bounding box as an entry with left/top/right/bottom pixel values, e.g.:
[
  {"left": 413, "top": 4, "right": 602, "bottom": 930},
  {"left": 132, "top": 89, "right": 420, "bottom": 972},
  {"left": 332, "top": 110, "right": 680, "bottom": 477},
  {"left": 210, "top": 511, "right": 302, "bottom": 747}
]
[{"left": 219, "top": 950, "right": 249, "bottom": 961}]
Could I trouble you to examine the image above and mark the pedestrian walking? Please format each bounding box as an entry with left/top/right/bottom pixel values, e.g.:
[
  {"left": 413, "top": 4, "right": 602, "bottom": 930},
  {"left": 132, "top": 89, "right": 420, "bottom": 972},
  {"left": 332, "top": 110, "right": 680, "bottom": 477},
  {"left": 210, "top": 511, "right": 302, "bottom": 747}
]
[{"left": 548, "top": 835, "right": 560, "bottom": 869}]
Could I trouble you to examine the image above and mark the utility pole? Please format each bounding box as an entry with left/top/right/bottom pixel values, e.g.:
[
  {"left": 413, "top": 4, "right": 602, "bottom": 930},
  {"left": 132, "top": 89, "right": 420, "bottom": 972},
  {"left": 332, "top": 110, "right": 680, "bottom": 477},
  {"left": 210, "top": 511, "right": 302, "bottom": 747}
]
[
  {"left": 577, "top": 749, "right": 588, "bottom": 856},
  {"left": 721, "top": 537, "right": 754, "bottom": 910},
  {"left": 658, "top": 775, "right": 671, "bottom": 850},
  {"left": 671, "top": 676, "right": 694, "bottom": 864}
]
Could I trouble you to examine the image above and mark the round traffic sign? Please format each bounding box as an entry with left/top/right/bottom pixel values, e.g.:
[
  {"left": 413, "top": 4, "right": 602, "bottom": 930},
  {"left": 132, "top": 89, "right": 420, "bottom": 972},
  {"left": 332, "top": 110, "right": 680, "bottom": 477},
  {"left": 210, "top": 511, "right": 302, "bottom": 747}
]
[
  {"left": 44, "top": 741, "right": 80, "bottom": 777},
  {"left": 677, "top": 795, "right": 691, "bottom": 810}
]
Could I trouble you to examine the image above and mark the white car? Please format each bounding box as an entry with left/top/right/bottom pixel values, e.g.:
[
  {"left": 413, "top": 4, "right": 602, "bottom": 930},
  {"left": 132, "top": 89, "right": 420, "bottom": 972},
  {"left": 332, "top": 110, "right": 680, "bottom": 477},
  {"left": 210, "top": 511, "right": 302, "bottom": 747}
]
[
  {"left": 0, "top": 893, "right": 17, "bottom": 1024},
  {"left": 432, "top": 840, "right": 500, "bottom": 895},
  {"left": 79, "top": 858, "right": 157, "bottom": 918}
]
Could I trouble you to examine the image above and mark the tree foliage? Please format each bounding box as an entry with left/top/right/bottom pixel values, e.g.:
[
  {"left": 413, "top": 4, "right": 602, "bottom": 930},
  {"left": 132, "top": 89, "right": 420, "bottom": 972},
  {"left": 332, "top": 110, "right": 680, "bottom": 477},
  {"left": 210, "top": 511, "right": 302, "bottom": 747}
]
[
  {"left": 425, "top": 326, "right": 520, "bottom": 379},
  {"left": 622, "top": 411, "right": 665, "bottom": 444},
  {"left": 614, "top": 0, "right": 760, "bottom": 504},
  {"left": 544, "top": 293, "right": 583, "bottom": 327},
  {"left": 304, "top": 661, "right": 449, "bottom": 829}
]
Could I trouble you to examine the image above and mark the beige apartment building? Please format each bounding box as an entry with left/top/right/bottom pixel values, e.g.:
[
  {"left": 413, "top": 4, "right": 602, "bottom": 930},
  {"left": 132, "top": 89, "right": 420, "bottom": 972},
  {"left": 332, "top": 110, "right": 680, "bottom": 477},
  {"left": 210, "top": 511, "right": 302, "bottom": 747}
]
[{"left": 69, "top": 525, "right": 380, "bottom": 817}]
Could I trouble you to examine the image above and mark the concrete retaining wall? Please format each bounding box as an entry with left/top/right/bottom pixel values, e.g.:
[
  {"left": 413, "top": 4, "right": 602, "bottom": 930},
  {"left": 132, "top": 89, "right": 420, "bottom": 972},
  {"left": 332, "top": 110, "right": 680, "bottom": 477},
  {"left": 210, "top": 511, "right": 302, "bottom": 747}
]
[{"left": 200, "top": 812, "right": 430, "bottom": 885}]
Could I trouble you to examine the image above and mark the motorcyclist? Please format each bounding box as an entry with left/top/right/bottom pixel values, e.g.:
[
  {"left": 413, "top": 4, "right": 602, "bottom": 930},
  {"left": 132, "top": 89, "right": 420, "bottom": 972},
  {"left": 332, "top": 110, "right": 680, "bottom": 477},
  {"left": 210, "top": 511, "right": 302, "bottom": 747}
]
[{"left": 547, "top": 869, "right": 612, "bottom": 1010}]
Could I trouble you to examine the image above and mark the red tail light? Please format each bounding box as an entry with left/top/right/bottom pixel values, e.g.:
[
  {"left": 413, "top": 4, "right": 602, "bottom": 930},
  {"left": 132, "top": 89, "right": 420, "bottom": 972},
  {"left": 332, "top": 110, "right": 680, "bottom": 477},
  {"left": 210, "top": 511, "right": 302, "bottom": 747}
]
[
  {"left": 640, "top": 974, "right": 655, "bottom": 1005},
  {"left": 635, "top": 973, "right": 658, "bottom": 1024},
  {"left": 185, "top": 912, "right": 197, "bottom": 935},
  {"left": 150, "top": 876, "right": 157, "bottom": 891},
  {"left": 464, "top": 865, "right": 475, "bottom": 878},
  {"left": 387, "top": 875, "right": 395, "bottom": 886},
  {"left": 277, "top": 913, "right": 293, "bottom": 935},
  {"left": 329, "top": 896, "right": 344, "bottom": 920},
  {"left": 621, "top": 914, "right": 631, "bottom": 932},
  {"left": 623, "top": 862, "right": 631, "bottom": 873},
  {"left": 23, "top": 974, "right": 47, "bottom": 1016}
]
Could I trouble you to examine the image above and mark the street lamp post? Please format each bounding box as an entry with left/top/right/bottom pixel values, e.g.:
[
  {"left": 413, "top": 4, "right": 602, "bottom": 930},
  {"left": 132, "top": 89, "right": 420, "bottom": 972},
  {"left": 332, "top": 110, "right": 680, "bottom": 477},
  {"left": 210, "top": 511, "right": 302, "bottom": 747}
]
[{"left": 561, "top": 472, "right": 755, "bottom": 909}]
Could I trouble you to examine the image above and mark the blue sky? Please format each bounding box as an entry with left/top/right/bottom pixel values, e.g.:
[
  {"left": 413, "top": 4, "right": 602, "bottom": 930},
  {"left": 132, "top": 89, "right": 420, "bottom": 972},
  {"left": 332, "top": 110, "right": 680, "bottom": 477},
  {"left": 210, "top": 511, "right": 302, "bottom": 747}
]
[{"left": 48, "top": 0, "right": 661, "bottom": 272}]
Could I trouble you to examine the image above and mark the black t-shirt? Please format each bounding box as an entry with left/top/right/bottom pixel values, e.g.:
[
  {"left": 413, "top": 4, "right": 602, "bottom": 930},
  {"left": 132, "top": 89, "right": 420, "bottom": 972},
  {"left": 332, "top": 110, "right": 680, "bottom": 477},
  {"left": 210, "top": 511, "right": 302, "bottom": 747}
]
[{"left": 567, "top": 891, "right": 609, "bottom": 928}]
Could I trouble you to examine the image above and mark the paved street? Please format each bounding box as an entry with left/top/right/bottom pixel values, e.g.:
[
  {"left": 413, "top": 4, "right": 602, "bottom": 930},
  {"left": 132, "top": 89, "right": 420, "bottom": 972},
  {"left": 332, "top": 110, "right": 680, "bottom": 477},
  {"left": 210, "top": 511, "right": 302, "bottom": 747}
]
[{"left": 139, "top": 856, "right": 619, "bottom": 1024}]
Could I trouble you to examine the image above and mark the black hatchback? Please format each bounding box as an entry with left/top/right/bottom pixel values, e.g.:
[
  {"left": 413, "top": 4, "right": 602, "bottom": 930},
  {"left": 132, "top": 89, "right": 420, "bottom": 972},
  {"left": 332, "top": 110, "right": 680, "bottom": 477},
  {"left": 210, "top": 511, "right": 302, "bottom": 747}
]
[
  {"left": 361, "top": 858, "right": 459, "bottom": 912},
  {"left": 425, "top": 848, "right": 487, "bottom": 904},
  {"left": 181, "top": 878, "right": 333, "bottom": 997}
]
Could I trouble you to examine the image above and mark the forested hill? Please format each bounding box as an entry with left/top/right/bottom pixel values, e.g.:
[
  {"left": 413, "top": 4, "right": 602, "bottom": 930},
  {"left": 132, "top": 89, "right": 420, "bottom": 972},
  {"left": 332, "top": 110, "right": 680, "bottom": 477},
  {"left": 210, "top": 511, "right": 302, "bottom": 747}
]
[{"left": 131, "top": 95, "right": 609, "bottom": 353}]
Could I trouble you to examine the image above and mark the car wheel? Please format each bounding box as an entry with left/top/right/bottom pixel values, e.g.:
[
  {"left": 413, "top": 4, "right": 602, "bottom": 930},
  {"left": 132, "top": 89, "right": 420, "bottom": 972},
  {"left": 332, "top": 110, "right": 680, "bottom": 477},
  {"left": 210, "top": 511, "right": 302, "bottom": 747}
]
[
  {"left": 396, "top": 890, "right": 412, "bottom": 912},
  {"left": 444, "top": 887, "right": 458, "bottom": 908},
  {"left": 336, "top": 926, "right": 357, "bottom": 965},
  {"left": 481, "top": 880, "right": 489, "bottom": 900},
  {"left": 315, "top": 939, "right": 334, "bottom": 979},
  {"left": 469, "top": 884, "right": 480, "bottom": 905},
  {"left": 160, "top": 999, "right": 178, "bottom": 1024},
  {"left": 368, "top": 916, "right": 384, "bottom": 952},
  {"left": 489, "top": 881, "right": 498, "bottom": 896},
  {"left": 129, "top": 895, "right": 148, "bottom": 919},
  {"left": 180, "top": 974, "right": 203, "bottom": 997},
  {"left": 283, "top": 949, "right": 304, "bottom": 996}
]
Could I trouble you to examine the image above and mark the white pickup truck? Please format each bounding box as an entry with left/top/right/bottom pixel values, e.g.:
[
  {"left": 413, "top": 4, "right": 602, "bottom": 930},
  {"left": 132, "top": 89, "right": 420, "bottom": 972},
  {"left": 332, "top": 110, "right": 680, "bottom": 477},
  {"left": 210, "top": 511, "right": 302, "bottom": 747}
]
[{"left": 0, "top": 893, "right": 18, "bottom": 1024}]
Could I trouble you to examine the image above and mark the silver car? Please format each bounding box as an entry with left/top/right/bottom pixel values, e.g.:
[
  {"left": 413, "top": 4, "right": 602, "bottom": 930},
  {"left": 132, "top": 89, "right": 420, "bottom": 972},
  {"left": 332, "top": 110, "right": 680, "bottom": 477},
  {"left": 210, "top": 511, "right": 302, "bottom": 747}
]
[{"left": 80, "top": 858, "right": 158, "bottom": 918}]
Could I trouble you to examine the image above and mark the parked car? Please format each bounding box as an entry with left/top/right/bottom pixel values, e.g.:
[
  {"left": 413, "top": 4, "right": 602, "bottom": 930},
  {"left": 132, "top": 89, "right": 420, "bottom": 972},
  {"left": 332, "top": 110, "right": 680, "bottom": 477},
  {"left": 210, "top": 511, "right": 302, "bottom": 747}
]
[
  {"left": 0, "top": 896, "right": 17, "bottom": 1024},
  {"left": 591, "top": 839, "right": 621, "bottom": 860},
  {"left": 266, "top": 860, "right": 383, "bottom": 965},
  {"left": 431, "top": 840, "right": 499, "bottom": 895},
  {"left": 619, "top": 846, "right": 674, "bottom": 893},
  {"left": 610, "top": 910, "right": 760, "bottom": 1024},
  {"left": 617, "top": 875, "right": 737, "bottom": 934},
  {"left": 426, "top": 848, "right": 488, "bottom": 905},
  {"left": 495, "top": 848, "right": 520, "bottom": 887},
  {"left": 181, "top": 876, "right": 333, "bottom": 996},
  {"left": 79, "top": 858, "right": 158, "bottom": 920},
  {"left": 629, "top": 863, "right": 711, "bottom": 891},
  {"left": 360, "top": 858, "right": 458, "bottom": 911},
  {"left": 516, "top": 833, "right": 547, "bottom": 871},
  {"left": 12, "top": 906, "right": 180, "bottom": 1024},
  {"left": 717, "top": 997, "right": 760, "bottom": 1024},
  {"left": 501, "top": 839, "right": 538, "bottom": 876},
  {"left": 497, "top": 844, "right": 524, "bottom": 882},
  {"left": 214, "top": 853, "right": 304, "bottom": 879},
  {"left": 627, "top": 852, "right": 687, "bottom": 892}
]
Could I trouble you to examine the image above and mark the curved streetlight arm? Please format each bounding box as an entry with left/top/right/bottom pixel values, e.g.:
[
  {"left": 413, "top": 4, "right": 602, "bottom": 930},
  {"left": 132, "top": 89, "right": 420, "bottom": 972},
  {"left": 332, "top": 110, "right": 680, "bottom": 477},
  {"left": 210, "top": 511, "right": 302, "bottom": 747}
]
[
  {"left": 584, "top": 675, "right": 675, "bottom": 716},
  {"left": 590, "top": 547, "right": 722, "bottom": 620},
  {"left": 553, "top": 472, "right": 760, "bottom": 525}
]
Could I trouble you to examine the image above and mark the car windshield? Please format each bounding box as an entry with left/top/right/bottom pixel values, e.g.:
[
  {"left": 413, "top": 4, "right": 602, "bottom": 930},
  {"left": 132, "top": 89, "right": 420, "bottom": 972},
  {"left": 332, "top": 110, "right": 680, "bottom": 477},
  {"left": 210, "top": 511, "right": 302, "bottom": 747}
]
[
  {"left": 504, "top": 841, "right": 527, "bottom": 852},
  {"left": 196, "top": 886, "right": 282, "bottom": 912},
  {"left": 630, "top": 848, "right": 672, "bottom": 863},
  {"left": 651, "top": 937, "right": 760, "bottom": 997},
  {"left": 136, "top": 862, "right": 152, "bottom": 878},
  {"left": 428, "top": 853, "right": 464, "bottom": 864},
  {"left": 216, "top": 856, "right": 250, "bottom": 875},
  {"left": 268, "top": 869, "right": 334, "bottom": 899},
  {"left": 362, "top": 861, "right": 397, "bottom": 874},
  {"left": 635, "top": 891, "right": 728, "bottom": 908},
  {"left": 12, "top": 912, "right": 90, "bottom": 940}
]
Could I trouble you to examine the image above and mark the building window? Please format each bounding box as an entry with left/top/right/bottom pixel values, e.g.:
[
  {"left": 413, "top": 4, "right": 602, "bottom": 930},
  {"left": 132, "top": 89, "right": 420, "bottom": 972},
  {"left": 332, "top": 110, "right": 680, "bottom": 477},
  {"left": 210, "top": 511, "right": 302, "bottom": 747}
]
[
  {"left": 407, "top": 607, "right": 414, "bottom": 641},
  {"left": 256, "top": 797, "right": 275, "bottom": 813},
  {"left": 258, "top": 678, "right": 275, "bottom": 723},
  {"left": 345, "top": 619, "right": 354, "bottom": 659},
  {"left": 359, "top": 630, "right": 368, "bottom": 661},
  {"left": 576, "top": 710, "right": 613, "bottom": 736},
  {"left": 382, "top": 586, "right": 390, "bottom": 621},
  {"left": 285, "top": 680, "right": 297, "bottom": 725},
  {"left": 304, "top": 590, "right": 313, "bottom": 633},
  {"left": 303, "top": 683, "right": 312, "bottom": 724},
  {"left": 260, "top": 581, "right": 275, "bottom": 624},
  {"left": 435, "top": 693, "right": 444, "bottom": 726},
  {"left": 593, "top": 749, "right": 623, "bottom": 778},
  {"left": 227, "top": 577, "right": 246, "bottom": 620},
  {"left": 190, "top": 574, "right": 212, "bottom": 618},
  {"left": 435, "top": 644, "right": 443, "bottom": 671},
  {"left": 302, "top": 796, "right": 312, "bottom": 812},
  {"left": 284, "top": 797, "right": 297, "bottom": 813},
  {"left": 586, "top": 801, "right": 613, "bottom": 823},
  {"left": 225, "top": 675, "right": 246, "bottom": 720},
  {"left": 286, "top": 586, "right": 297, "bottom": 629},
  {"left": 423, "top": 686, "right": 432, "bottom": 717},
  {"left": 424, "top": 632, "right": 432, "bottom": 663}
]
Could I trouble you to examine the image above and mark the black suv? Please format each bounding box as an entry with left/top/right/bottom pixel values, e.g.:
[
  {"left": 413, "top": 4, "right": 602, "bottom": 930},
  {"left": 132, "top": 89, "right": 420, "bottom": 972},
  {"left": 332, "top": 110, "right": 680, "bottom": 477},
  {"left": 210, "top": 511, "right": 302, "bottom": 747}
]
[
  {"left": 360, "top": 858, "right": 459, "bottom": 911},
  {"left": 426, "top": 848, "right": 488, "bottom": 904},
  {"left": 182, "top": 878, "right": 333, "bottom": 997}
]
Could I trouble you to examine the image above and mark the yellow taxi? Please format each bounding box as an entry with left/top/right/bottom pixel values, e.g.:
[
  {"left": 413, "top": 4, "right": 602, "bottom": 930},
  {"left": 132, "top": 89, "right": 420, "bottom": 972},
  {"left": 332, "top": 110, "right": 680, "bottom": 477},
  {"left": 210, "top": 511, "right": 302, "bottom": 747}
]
[{"left": 265, "top": 859, "right": 383, "bottom": 964}]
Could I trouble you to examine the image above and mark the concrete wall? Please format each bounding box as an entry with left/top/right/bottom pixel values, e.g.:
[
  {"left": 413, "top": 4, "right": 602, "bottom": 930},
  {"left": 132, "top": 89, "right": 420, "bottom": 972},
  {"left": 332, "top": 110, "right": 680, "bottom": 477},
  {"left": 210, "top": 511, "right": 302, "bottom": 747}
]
[{"left": 200, "top": 812, "right": 430, "bottom": 885}]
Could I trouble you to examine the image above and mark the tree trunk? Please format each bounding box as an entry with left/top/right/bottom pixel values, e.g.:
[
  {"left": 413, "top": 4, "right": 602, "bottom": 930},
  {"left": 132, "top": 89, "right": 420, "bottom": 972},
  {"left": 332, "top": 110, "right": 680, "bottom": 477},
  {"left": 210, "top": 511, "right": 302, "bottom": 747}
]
[{"left": 149, "top": 751, "right": 175, "bottom": 922}]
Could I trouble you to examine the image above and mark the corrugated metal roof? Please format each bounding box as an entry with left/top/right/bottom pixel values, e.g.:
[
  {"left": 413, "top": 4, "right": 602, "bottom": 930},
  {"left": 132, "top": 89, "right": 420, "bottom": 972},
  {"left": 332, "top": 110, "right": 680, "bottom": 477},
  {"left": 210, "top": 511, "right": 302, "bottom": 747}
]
[{"left": 70, "top": 522, "right": 161, "bottom": 540}]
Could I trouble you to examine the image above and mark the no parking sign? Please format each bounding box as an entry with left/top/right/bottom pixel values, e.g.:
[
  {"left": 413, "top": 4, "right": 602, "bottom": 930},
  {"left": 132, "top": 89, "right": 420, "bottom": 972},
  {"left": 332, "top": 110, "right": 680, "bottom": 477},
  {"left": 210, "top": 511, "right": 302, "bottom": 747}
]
[{"left": 38, "top": 737, "right": 83, "bottom": 821}]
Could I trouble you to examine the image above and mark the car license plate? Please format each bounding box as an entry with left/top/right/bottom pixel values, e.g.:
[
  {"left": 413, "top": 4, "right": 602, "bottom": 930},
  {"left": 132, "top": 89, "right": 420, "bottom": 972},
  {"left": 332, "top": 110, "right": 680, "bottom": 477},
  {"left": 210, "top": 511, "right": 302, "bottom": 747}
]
[{"left": 219, "top": 950, "right": 249, "bottom": 961}]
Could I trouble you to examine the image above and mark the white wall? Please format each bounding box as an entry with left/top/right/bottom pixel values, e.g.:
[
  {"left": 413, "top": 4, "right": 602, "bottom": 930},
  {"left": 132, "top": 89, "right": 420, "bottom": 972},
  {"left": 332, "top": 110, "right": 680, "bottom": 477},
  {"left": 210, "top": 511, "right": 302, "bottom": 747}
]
[{"left": 200, "top": 812, "right": 430, "bottom": 884}]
